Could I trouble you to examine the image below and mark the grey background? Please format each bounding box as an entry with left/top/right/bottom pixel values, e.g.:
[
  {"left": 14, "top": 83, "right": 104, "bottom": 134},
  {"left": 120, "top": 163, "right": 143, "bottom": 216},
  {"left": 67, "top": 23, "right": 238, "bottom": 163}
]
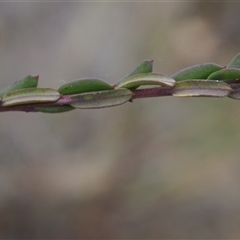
[{"left": 0, "top": 2, "right": 240, "bottom": 238}]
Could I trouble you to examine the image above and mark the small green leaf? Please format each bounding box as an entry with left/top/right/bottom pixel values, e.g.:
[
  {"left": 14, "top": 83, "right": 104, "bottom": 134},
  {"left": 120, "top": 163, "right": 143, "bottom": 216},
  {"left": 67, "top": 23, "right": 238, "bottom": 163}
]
[
  {"left": 227, "top": 53, "right": 240, "bottom": 69},
  {"left": 117, "top": 73, "right": 176, "bottom": 89},
  {"left": 0, "top": 75, "right": 39, "bottom": 97},
  {"left": 117, "top": 60, "right": 153, "bottom": 84},
  {"left": 207, "top": 68, "right": 240, "bottom": 82},
  {"left": 171, "top": 63, "right": 223, "bottom": 82},
  {"left": 70, "top": 88, "right": 133, "bottom": 109},
  {"left": 1, "top": 88, "right": 61, "bottom": 106},
  {"left": 172, "top": 80, "right": 232, "bottom": 97},
  {"left": 35, "top": 105, "right": 75, "bottom": 113},
  {"left": 58, "top": 78, "right": 114, "bottom": 95}
]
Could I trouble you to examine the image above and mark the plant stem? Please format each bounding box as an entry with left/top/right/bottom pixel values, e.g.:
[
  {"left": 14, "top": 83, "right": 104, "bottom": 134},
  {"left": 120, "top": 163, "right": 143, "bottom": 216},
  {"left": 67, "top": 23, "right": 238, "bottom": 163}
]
[
  {"left": 132, "top": 86, "right": 172, "bottom": 99},
  {"left": 0, "top": 87, "right": 174, "bottom": 112}
]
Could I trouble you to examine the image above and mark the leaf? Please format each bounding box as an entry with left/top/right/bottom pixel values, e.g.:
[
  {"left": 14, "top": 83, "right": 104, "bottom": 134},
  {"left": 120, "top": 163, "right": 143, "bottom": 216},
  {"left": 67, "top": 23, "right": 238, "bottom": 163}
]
[
  {"left": 227, "top": 53, "right": 240, "bottom": 69},
  {"left": 70, "top": 88, "right": 133, "bottom": 109},
  {"left": 58, "top": 78, "right": 114, "bottom": 95},
  {"left": 172, "top": 80, "right": 232, "bottom": 97},
  {"left": 171, "top": 63, "right": 223, "bottom": 82},
  {"left": 117, "top": 73, "right": 176, "bottom": 89},
  {"left": 1, "top": 88, "right": 61, "bottom": 106},
  {"left": 35, "top": 105, "right": 75, "bottom": 113},
  {"left": 117, "top": 60, "right": 154, "bottom": 84},
  {"left": 207, "top": 68, "right": 240, "bottom": 82},
  {"left": 0, "top": 75, "right": 39, "bottom": 97}
]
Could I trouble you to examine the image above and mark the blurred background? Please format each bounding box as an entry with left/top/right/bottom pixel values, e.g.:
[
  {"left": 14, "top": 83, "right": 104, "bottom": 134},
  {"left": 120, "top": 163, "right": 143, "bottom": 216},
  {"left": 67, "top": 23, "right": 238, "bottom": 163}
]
[{"left": 0, "top": 2, "right": 240, "bottom": 238}]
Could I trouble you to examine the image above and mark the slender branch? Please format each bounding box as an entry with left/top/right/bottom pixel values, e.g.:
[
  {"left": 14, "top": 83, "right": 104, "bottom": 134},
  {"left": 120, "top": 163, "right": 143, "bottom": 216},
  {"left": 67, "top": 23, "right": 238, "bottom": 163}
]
[
  {"left": 0, "top": 87, "right": 173, "bottom": 112},
  {"left": 132, "top": 86, "right": 172, "bottom": 99},
  {"left": 1, "top": 52, "right": 240, "bottom": 113},
  {"left": 0, "top": 82, "right": 239, "bottom": 113}
]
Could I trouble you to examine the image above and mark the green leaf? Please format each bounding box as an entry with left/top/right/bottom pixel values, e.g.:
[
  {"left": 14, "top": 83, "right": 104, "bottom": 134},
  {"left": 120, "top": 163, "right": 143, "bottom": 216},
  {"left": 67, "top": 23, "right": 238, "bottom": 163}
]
[
  {"left": 172, "top": 80, "right": 232, "bottom": 97},
  {"left": 58, "top": 78, "right": 114, "bottom": 95},
  {"left": 70, "top": 88, "right": 133, "bottom": 109},
  {"left": 117, "top": 60, "right": 154, "bottom": 84},
  {"left": 171, "top": 63, "right": 223, "bottom": 82},
  {"left": 0, "top": 75, "right": 39, "bottom": 97},
  {"left": 35, "top": 105, "right": 75, "bottom": 113},
  {"left": 1, "top": 88, "right": 61, "bottom": 106},
  {"left": 207, "top": 68, "right": 240, "bottom": 82},
  {"left": 117, "top": 73, "right": 176, "bottom": 89},
  {"left": 227, "top": 53, "right": 240, "bottom": 69}
]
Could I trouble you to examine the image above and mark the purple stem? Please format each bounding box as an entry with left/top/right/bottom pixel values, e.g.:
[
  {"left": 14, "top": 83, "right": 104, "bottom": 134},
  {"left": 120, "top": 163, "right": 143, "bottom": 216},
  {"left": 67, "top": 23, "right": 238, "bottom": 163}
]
[{"left": 132, "top": 86, "right": 172, "bottom": 99}]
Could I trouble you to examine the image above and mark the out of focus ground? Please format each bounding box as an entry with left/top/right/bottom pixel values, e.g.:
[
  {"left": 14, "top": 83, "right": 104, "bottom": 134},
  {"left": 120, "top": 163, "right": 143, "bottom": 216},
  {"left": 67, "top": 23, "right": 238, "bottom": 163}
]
[{"left": 1, "top": 2, "right": 240, "bottom": 238}]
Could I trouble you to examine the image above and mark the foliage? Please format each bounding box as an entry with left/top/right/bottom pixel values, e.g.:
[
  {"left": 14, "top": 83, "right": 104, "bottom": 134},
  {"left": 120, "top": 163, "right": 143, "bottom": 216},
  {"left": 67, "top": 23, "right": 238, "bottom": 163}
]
[{"left": 1, "top": 53, "right": 240, "bottom": 113}]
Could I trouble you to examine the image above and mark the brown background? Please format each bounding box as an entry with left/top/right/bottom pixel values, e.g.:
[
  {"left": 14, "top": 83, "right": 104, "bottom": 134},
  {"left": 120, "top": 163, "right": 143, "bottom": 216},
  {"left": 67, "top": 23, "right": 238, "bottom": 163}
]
[{"left": 0, "top": 2, "right": 240, "bottom": 238}]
